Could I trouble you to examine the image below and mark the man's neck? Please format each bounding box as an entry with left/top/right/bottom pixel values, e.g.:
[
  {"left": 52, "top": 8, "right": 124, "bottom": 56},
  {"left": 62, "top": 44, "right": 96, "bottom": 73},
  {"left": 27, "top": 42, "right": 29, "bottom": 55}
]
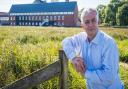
[
  {"left": 87, "top": 30, "right": 98, "bottom": 42},
  {"left": 87, "top": 35, "right": 95, "bottom": 42}
]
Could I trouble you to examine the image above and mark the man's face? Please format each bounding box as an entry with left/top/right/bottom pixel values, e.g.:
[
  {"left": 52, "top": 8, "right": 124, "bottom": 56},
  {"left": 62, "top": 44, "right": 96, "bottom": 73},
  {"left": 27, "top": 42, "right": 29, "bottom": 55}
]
[{"left": 82, "top": 11, "right": 99, "bottom": 36}]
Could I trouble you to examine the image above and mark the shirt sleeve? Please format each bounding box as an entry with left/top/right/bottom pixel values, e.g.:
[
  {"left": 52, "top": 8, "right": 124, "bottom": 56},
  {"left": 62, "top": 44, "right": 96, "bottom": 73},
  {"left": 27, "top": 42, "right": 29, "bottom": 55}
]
[
  {"left": 62, "top": 34, "right": 82, "bottom": 60},
  {"left": 85, "top": 39, "right": 119, "bottom": 87}
]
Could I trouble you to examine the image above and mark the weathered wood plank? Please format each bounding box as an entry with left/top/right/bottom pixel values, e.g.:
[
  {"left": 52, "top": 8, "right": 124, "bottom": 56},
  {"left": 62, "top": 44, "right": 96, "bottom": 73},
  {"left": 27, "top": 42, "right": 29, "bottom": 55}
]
[
  {"left": 2, "top": 60, "right": 61, "bottom": 89},
  {"left": 59, "top": 50, "right": 68, "bottom": 89}
]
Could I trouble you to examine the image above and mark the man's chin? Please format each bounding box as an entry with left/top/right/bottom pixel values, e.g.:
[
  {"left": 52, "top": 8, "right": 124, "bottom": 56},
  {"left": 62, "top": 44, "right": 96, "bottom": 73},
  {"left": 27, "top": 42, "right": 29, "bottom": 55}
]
[{"left": 88, "top": 29, "right": 95, "bottom": 31}]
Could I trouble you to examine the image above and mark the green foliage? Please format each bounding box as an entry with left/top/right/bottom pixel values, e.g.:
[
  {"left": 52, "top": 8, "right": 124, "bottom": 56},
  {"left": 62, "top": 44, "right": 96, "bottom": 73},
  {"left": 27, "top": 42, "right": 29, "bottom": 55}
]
[
  {"left": 97, "top": 1, "right": 128, "bottom": 26},
  {"left": 104, "top": 4, "right": 116, "bottom": 26},
  {"left": 116, "top": 3, "right": 128, "bottom": 26},
  {"left": 120, "top": 62, "right": 128, "bottom": 88},
  {"left": 110, "top": 0, "right": 120, "bottom": 3},
  {"left": 96, "top": 5, "right": 106, "bottom": 24}
]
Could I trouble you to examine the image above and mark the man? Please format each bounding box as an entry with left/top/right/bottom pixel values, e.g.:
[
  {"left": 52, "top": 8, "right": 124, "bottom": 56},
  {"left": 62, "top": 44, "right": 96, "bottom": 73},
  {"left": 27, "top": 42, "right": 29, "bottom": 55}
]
[{"left": 62, "top": 8, "right": 124, "bottom": 89}]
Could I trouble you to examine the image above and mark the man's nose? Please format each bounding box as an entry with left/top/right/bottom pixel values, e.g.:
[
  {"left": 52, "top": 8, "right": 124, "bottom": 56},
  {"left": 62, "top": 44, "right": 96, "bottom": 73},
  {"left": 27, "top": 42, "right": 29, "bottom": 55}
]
[{"left": 88, "top": 21, "right": 93, "bottom": 27}]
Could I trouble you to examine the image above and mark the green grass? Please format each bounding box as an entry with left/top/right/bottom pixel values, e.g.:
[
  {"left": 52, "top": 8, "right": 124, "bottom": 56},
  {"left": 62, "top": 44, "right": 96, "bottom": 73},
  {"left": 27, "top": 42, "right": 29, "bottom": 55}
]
[{"left": 0, "top": 26, "right": 128, "bottom": 89}]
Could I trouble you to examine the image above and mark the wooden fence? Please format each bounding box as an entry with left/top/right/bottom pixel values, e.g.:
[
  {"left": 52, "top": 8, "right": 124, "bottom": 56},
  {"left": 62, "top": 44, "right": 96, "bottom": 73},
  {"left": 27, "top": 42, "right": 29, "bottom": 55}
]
[{"left": 1, "top": 50, "right": 68, "bottom": 89}]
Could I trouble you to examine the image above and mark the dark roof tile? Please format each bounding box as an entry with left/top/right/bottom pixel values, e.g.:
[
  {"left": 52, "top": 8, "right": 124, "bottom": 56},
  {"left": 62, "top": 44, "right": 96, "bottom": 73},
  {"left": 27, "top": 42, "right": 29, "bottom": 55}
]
[{"left": 9, "top": 1, "right": 77, "bottom": 13}]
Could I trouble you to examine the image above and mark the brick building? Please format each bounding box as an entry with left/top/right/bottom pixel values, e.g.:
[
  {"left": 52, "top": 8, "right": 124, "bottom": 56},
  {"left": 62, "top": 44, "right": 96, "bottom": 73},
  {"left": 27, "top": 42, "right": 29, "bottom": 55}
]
[{"left": 9, "top": 0, "right": 78, "bottom": 27}]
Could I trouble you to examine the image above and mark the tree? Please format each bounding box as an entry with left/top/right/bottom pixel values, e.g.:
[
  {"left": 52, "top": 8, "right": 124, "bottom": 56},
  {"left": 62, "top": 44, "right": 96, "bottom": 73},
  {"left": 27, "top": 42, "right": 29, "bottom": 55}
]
[
  {"left": 116, "top": 3, "right": 128, "bottom": 26},
  {"left": 104, "top": 4, "right": 116, "bottom": 26},
  {"left": 97, "top": 5, "right": 106, "bottom": 24},
  {"left": 110, "top": 0, "right": 120, "bottom": 3}
]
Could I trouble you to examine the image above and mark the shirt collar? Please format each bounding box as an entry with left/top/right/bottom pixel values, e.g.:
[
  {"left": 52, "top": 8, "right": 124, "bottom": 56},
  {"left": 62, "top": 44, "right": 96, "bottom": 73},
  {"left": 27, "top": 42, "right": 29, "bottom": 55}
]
[{"left": 86, "top": 30, "right": 101, "bottom": 45}]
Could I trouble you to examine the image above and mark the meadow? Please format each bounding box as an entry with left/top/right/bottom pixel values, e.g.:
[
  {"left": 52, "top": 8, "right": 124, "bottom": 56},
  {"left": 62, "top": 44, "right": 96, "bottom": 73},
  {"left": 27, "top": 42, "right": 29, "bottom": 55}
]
[{"left": 0, "top": 26, "right": 128, "bottom": 89}]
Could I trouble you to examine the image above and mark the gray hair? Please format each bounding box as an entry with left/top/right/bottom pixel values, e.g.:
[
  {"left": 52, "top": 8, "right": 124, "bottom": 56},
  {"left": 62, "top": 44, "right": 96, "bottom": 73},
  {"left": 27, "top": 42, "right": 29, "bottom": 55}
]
[{"left": 80, "top": 8, "right": 99, "bottom": 24}]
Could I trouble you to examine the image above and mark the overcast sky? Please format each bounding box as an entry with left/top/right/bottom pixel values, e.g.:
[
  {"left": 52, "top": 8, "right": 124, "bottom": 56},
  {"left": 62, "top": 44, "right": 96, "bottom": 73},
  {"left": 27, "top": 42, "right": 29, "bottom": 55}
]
[{"left": 0, "top": 0, "right": 110, "bottom": 12}]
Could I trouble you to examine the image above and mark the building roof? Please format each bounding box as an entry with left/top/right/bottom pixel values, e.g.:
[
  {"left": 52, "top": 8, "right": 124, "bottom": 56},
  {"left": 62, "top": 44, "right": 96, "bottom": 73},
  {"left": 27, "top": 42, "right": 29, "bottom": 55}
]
[{"left": 9, "top": 1, "right": 77, "bottom": 13}]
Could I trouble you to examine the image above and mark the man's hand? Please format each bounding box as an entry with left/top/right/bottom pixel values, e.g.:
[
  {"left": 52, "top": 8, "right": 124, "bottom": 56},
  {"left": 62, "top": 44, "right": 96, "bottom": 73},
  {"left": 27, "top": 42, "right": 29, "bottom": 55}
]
[{"left": 72, "top": 57, "right": 86, "bottom": 76}]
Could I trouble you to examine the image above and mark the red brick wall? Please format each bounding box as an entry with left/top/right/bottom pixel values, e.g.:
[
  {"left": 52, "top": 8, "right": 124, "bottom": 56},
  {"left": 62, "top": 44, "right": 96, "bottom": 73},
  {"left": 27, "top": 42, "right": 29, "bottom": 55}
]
[
  {"left": 64, "top": 5, "right": 78, "bottom": 27},
  {"left": 64, "top": 14, "right": 75, "bottom": 26}
]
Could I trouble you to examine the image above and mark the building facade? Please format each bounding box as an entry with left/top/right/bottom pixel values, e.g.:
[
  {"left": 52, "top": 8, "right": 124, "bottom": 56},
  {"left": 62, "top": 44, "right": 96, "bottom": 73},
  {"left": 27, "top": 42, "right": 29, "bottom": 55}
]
[
  {"left": 9, "top": 1, "right": 78, "bottom": 27},
  {"left": 0, "top": 12, "right": 10, "bottom": 25}
]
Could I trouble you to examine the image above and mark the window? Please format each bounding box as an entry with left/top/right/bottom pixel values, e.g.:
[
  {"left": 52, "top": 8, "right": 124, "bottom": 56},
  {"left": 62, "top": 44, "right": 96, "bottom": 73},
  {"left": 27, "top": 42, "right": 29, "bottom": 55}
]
[
  {"left": 22, "top": 16, "right": 24, "bottom": 20},
  {"left": 41, "top": 13, "right": 43, "bottom": 15},
  {"left": 19, "top": 16, "right": 21, "bottom": 20},
  {"left": 22, "top": 22, "right": 24, "bottom": 26},
  {"left": 42, "top": 16, "right": 45, "bottom": 19},
  {"left": 35, "top": 16, "right": 38, "bottom": 20},
  {"left": 62, "top": 22, "right": 64, "bottom": 26},
  {"left": 14, "top": 17, "right": 16, "bottom": 20},
  {"left": 57, "top": 22, "right": 60, "bottom": 26},
  {"left": 32, "top": 16, "right": 34, "bottom": 21},
  {"left": 29, "top": 22, "right": 31, "bottom": 26},
  {"left": 54, "top": 16, "right": 57, "bottom": 20},
  {"left": 50, "top": 16, "right": 53, "bottom": 20},
  {"left": 19, "top": 22, "right": 21, "bottom": 26},
  {"left": 39, "top": 16, "right": 41, "bottom": 20},
  {"left": 28, "top": 16, "right": 31, "bottom": 21},
  {"left": 67, "top": 12, "right": 74, "bottom": 14},
  {"left": 46, "top": 16, "right": 49, "bottom": 19},
  {"left": 54, "top": 22, "right": 56, "bottom": 25},
  {"left": 52, "top": 12, "right": 56, "bottom": 15},
  {"left": 58, "top": 16, "right": 60, "bottom": 20},
  {"left": 25, "top": 16, "right": 28, "bottom": 20},
  {"left": 62, "top": 16, "right": 64, "bottom": 20},
  {"left": 11, "top": 17, "right": 15, "bottom": 21},
  {"left": 32, "top": 22, "right": 34, "bottom": 26},
  {"left": 10, "top": 17, "right": 12, "bottom": 20},
  {"left": 71, "top": 12, "right": 74, "bottom": 14},
  {"left": 56, "top": 12, "right": 59, "bottom": 15},
  {"left": 60, "top": 12, "right": 63, "bottom": 14},
  {"left": 36, "top": 22, "right": 38, "bottom": 25},
  {"left": 25, "top": 22, "right": 28, "bottom": 25},
  {"left": 44, "top": 12, "right": 47, "bottom": 15}
]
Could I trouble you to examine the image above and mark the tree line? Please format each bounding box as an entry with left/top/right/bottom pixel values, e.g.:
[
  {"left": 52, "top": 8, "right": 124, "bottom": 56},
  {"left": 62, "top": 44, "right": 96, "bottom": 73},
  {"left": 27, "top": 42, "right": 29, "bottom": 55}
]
[{"left": 96, "top": 0, "right": 128, "bottom": 26}]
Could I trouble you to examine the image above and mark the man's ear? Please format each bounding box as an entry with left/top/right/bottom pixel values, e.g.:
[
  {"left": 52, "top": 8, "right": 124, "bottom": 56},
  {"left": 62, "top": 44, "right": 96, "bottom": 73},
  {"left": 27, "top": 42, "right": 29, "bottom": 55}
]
[
  {"left": 81, "top": 23, "right": 84, "bottom": 28},
  {"left": 81, "top": 23, "right": 85, "bottom": 30}
]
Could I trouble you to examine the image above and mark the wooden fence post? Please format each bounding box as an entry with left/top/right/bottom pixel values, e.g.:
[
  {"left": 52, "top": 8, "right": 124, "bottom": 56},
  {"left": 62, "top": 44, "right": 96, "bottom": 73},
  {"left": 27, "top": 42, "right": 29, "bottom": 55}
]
[{"left": 59, "top": 50, "right": 68, "bottom": 89}]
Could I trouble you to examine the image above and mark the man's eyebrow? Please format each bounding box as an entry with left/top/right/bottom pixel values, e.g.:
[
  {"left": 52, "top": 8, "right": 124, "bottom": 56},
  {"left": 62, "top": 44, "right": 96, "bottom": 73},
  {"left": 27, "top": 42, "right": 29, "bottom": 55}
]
[
  {"left": 85, "top": 18, "right": 96, "bottom": 21},
  {"left": 92, "top": 18, "right": 96, "bottom": 20}
]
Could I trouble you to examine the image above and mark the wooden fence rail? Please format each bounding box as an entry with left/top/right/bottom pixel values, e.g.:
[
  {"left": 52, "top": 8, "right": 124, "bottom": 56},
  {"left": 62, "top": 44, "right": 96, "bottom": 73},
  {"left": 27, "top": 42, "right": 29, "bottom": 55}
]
[{"left": 1, "top": 50, "right": 68, "bottom": 89}]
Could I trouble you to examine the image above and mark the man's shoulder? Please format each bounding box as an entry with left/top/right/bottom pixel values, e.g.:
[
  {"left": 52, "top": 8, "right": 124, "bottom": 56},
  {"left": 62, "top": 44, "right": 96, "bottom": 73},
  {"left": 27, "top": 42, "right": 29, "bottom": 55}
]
[
  {"left": 62, "top": 32, "right": 86, "bottom": 42},
  {"left": 74, "top": 32, "right": 87, "bottom": 36},
  {"left": 100, "top": 31, "right": 114, "bottom": 41},
  {"left": 100, "top": 30, "right": 116, "bottom": 45},
  {"left": 68, "top": 32, "right": 87, "bottom": 39}
]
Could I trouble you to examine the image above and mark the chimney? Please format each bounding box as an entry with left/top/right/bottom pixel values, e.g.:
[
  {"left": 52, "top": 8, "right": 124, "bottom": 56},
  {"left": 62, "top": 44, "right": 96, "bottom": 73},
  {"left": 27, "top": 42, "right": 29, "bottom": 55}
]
[
  {"left": 33, "top": 0, "right": 46, "bottom": 4},
  {"left": 65, "top": 0, "right": 69, "bottom": 2},
  {"left": 51, "top": 0, "right": 59, "bottom": 2}
]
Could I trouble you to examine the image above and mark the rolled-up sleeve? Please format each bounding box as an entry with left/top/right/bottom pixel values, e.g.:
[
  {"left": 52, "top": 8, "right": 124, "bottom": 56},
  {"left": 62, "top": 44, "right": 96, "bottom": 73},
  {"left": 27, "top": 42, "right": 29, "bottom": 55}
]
[{"left": 85, "top": 40, "right": 119, "bottom": 87}]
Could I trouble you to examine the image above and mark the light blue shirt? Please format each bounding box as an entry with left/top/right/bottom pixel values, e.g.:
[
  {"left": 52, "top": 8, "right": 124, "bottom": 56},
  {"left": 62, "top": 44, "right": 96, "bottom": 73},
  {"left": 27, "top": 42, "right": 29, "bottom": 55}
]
[{"left": 62, "top": 30, "right": 124, "bottom": 89}]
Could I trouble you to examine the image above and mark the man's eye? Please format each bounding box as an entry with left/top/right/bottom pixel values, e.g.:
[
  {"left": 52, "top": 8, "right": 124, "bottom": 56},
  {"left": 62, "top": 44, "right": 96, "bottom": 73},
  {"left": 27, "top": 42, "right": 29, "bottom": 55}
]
[
  {"left": 92, "top": 19, "right": 96, "bottom": 23},
  {"left": 85, "top": 21, "right": 89, "bottom": 24}
]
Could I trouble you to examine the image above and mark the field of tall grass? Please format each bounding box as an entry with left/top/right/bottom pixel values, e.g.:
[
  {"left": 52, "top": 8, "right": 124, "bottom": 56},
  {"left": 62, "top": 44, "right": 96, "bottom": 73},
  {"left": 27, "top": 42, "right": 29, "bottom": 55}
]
[{"left": 0, "top": 26, "right": 128, "bottom": 89}]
